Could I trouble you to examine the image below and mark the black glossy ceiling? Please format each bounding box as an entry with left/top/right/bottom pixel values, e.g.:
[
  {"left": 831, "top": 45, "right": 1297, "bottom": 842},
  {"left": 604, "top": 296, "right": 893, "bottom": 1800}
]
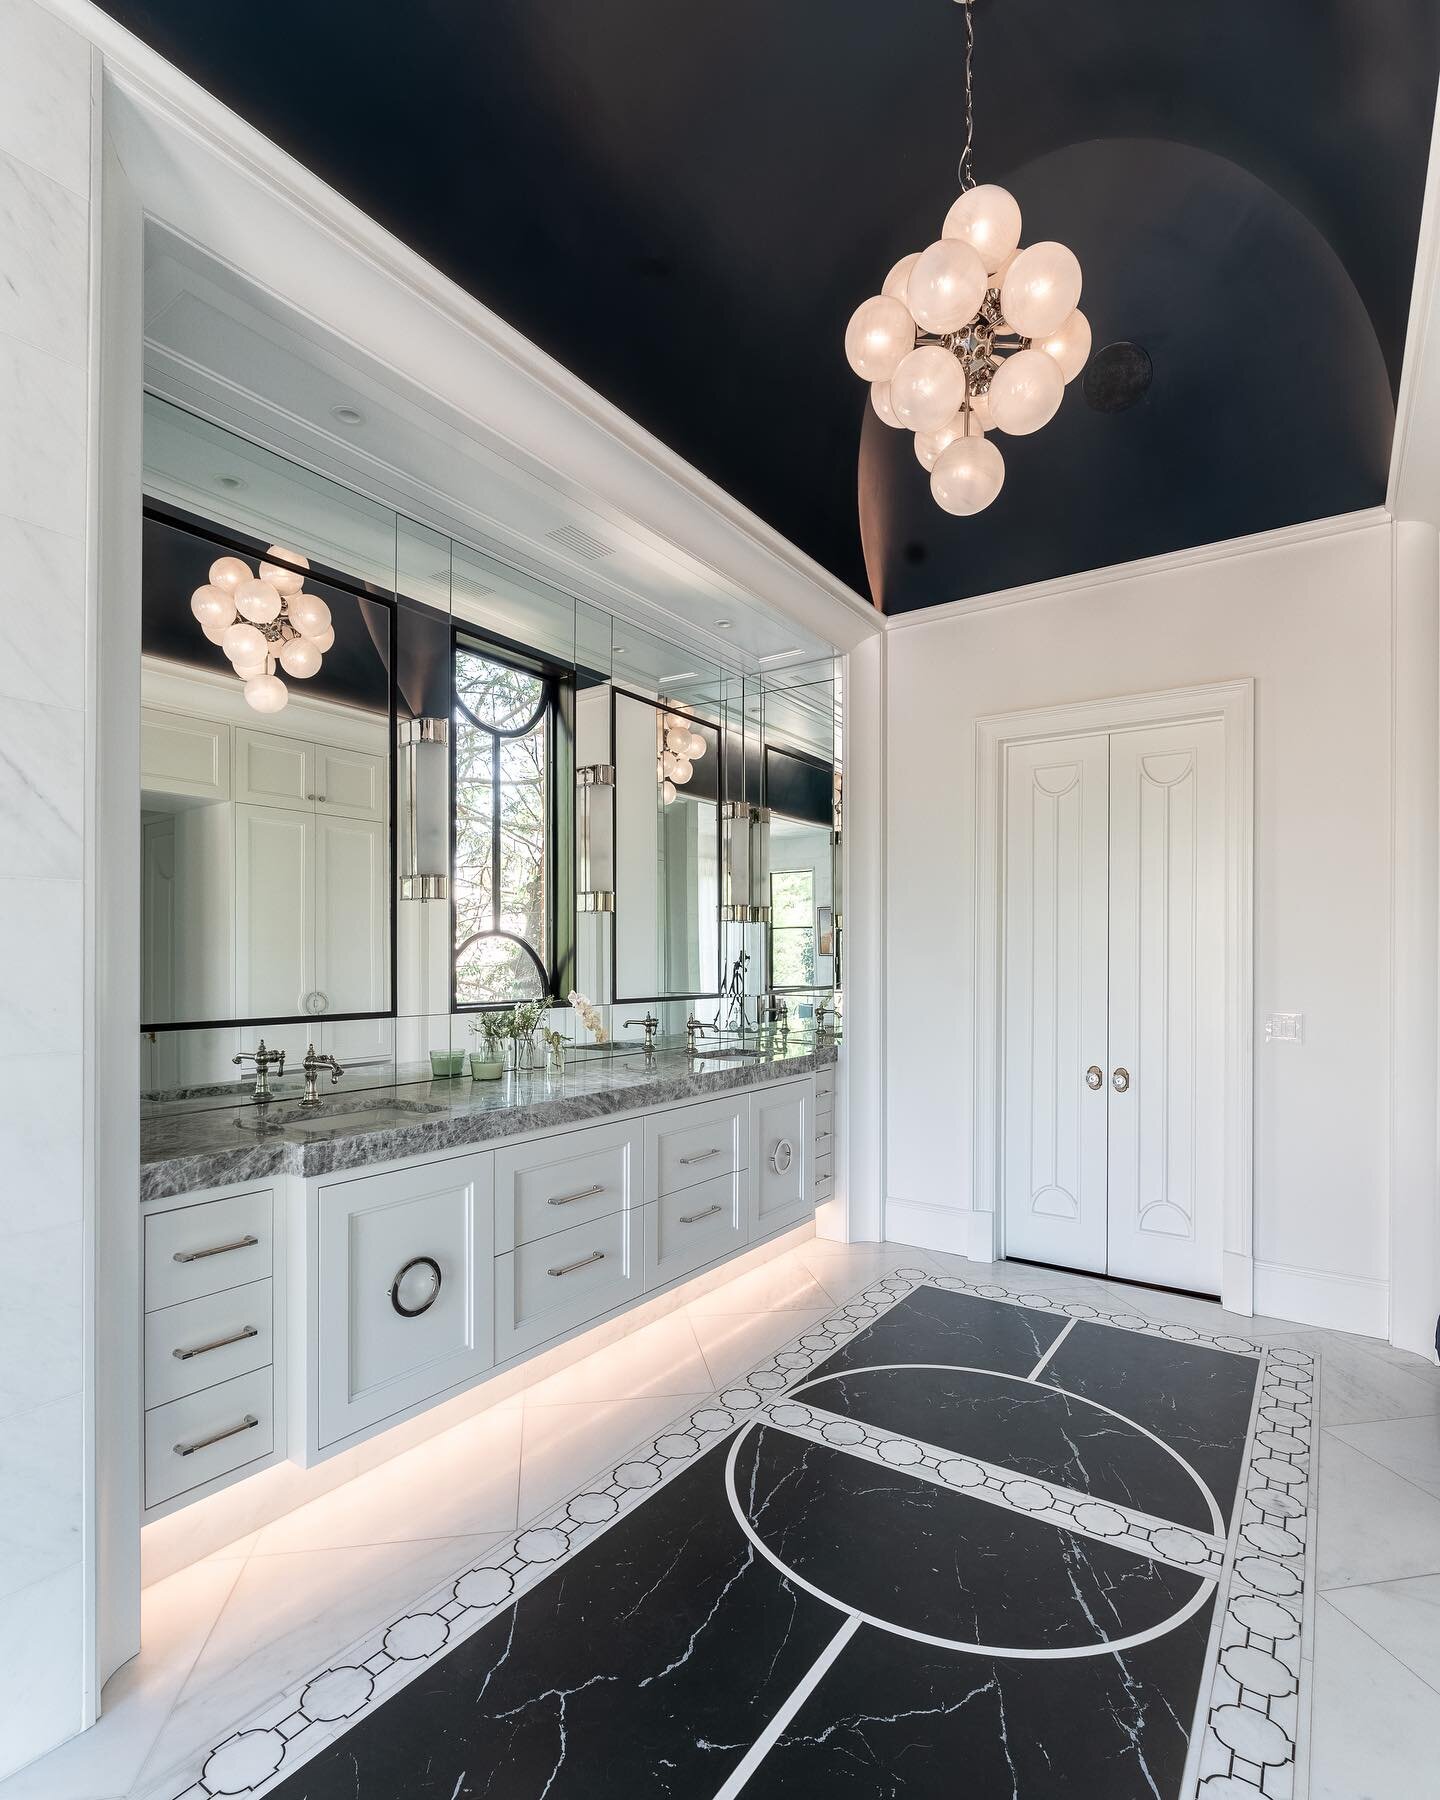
[{"left": 103, "top": 1, "right": 1440, "bottom": 611}]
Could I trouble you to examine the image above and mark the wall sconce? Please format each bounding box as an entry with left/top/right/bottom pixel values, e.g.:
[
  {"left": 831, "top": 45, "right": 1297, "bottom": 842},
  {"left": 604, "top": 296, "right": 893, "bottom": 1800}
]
[
  {"left": 721, "top": 800, "right": 771, "bottom": 923},
  {"left": 577, "top": 763, "right": 615, "bottom": 913},
  {"left": 398, "top": 717, "right": 449, "bottom": 901}
]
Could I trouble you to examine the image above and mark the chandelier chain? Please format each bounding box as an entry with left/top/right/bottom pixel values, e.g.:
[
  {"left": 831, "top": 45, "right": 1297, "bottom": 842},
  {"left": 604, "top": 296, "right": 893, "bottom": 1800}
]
[{"left": 957, "top": 0, "right": 976, "bottom": 191}]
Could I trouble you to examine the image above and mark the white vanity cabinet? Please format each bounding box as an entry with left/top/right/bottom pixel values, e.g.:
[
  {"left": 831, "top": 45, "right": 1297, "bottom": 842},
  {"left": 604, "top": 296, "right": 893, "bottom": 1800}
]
[
  {"left": 749, "top": 1080, "right": 813, "bottom": 1237},
  {"left": 311, "top": 1153, "right": 495, "bottom": 1451},
  {"left": 235, "top": 727, "right": 386, "bottom": 820}
]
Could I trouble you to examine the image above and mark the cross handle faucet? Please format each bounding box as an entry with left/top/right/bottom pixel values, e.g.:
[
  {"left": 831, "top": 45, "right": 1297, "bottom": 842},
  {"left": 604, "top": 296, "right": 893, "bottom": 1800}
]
[{"left": 233, "top": 1039, "right": 285, "bottom": 1102}]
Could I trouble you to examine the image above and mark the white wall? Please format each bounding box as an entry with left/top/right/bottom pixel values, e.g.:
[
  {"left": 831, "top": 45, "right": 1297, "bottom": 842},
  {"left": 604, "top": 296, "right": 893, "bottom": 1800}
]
[
  {"left": 0, "top": 0, "right": 98, "bottom": 1773},
  {"left": 884, "top": 519, "right": 1425, "bottom": 1340}
]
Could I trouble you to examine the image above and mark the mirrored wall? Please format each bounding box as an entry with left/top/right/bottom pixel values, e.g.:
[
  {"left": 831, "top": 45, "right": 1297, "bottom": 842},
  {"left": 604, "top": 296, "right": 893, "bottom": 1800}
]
[{"left": 141, "top": 396, "right": 841, "bottom": 1116}]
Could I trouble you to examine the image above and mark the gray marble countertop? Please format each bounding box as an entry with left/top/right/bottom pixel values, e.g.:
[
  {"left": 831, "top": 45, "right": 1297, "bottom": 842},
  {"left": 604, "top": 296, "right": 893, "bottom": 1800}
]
[{"left": 140, "top": 1038, "right": 839, "bottom": 1203}]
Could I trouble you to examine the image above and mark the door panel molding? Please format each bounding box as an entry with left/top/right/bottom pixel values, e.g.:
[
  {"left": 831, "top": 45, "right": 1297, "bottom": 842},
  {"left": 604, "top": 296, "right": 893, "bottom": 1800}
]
[{"left": 976, "top": 681, "right": 1254, "bottom": 1314}]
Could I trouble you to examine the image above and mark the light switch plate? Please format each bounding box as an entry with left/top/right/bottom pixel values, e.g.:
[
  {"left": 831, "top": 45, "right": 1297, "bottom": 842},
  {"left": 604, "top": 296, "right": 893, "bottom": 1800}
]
[{"left": 1265, "top": 1012, "right": 1304, "bottom": 1043}]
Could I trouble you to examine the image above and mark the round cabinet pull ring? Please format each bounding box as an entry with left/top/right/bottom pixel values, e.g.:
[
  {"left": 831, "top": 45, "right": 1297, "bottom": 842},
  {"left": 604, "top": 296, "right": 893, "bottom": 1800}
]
[
  {"left": 770, "top": 1138, "right": 794, "bottom": 1175},
  {"left": 390, "top": 1255, "right": 442, "bottom": 1318},
  {"left": 1085, "top": 1065, "right": 1104, "bottom": 1091},
  {"left": 1112, "top": 1067, "right": 1131, "bottom": 1094}
]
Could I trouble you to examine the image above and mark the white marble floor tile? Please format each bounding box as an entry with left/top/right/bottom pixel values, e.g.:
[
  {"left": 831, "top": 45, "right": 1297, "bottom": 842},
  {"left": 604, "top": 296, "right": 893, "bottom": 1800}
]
[
  {"left": 1309, "top": 1598, "right": 1440, "bottom": 1798},
  {"left": 1319, "top": 1335, "right": 1440, "bottom": 1427},
  {"left": 251, "top": 1405, "right": 522, "bottom": 1555},
  {"left": 688, "top": 1307, "right": 829, "bottom": 1391},
  {"left": 137, "top": 1535, "right": 502, "bottom": 1793},
  {"left": 1331, "top": 1414, "right": 1440, "bottom": 1502},
  {"left": 0, "top": 1558, "right": 242, "bottom": 1800},
  {"left": 685, "top": 1253, "right": 836, "bottom": 1315},
  {"left": 1316, "top": 1431, "right": 1440, "bottom": 1590},
  {"left": 787, "top": 1239, "right": 924, "bottom": 1300},
  {"left": 516, "top": 1393, "right": 709, "bottom": 1527},
  {"left": 1326, "top": 1574, "right": 1440, "bottom": 1697},
  {"left": 520, "top": 1308, "right": 713, "bottom": 1409}
]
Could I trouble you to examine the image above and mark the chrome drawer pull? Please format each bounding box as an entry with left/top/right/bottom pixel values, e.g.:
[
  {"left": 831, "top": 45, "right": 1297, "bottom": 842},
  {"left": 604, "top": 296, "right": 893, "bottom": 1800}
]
[
  {"left": 173, "top": 1234, "right": 259, "bottom": 1264},
  {"left": 390, "top": 1256, "right": 442, "bottom": 1319},
  {"left": 174, "top": 1414, "right": 259, "bottom": 1457},
  {"left": 548, "top": 1250, "right": 605, "bottom": 1278},
  {"left": 173, "top": 1325, "right": 259, "bottom": 1362},
  {"left": 547, "top": 1184, "right": 606, "bottom": 1207},
  {"left": 680, "top": 1204, "right": 723, "bottom": 1225},
  {"left": 679, "top": 1147, "right": 722, "bottom": 1166}
]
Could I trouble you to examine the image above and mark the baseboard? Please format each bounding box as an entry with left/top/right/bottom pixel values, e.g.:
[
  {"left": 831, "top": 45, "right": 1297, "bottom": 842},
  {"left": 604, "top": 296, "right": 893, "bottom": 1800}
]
[
  {"left": 1253, "top": 1260, "right": 1389, "bottom": 1339},
  {"left": 885, "top": 1198, "right": 997, "bottom": 1261}
]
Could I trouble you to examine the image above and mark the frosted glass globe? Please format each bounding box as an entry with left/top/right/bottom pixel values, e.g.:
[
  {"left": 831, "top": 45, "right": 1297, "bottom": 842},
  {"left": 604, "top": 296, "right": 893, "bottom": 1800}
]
[
  {"left": 931, "top": 435, "right": 1006, "bottom": 516},
  {"left": 221, "top": 621, "right": 267, "bottom": 666},
  {"left": 311, "top": 624, "right": 336, "bottom": 654},
  {"left": 1035, "top": 308, "right": 1092, "bottom": 382},
  {"left": 987, "top": 348, "right": 1065, "bottom": 435},
  {"left": 870, "top": 381, "right": 904, "bottom": 429},
  {"left": 671, "top": 757, "right": 693, "bottom": 785},
  {"left": 289, "top": 592, "right": 332, "bottom": 639},
  {"left": 279, "top": 636, "right": 322, "bottom": 679},
  {"left": 966, "top": 390, "right": 994, "bottom": 433},
  {"left": 665, "top": 727, "right": 690, "bottom": 754},
  {"left": 889, "top": 345, "right": 967, "bottom": 434},
  {"left": 201, "top": 619, "right": 231, "bottom": 646},
  {"left": 234, "top": 577, "right": 282, "bottom": 624},
  {"left": 906, "top": 238, "right": 987, "bottom": 334},
  {"left": 914, "top": 417, "right": 965, "bottom": 472},
  {"left": 686, "top": 731, "right": 707, "bottom": 759},
  {"left": 231, "top": 652, "right": 268, "bottom": 679},
  {"left": 661, "top": 750, "right": 679, "bottom": 778},
  {"left": 244, "top": 673, "right": 289, "bottom": 714},
  {"left": 882, "top": 252, "right": 920, "bottom": 302},
  {"left": 1001, "top": 241, "right": 1083, "bottom": 338},
  {"left": 190, "top": 583, "right": 236, "bottom": 629},
  {"left": 942, "top": 184, "right": 1022, "bottom": 272},
  {"left": 208, "top": 556, "right": 251, "bottom": 593},
  {"left": 260, "top": 547, "right": 309, "bottom": 596},
  {"left": 844, "top": 295, "right": 915, "bottom": 382},
  {"left": 661, "top": 779, "right": 677, "bottom": 805}
]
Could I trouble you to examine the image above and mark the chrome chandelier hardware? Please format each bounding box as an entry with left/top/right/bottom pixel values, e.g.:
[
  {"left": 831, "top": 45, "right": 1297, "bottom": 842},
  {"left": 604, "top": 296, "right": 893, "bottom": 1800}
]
[
  {"left": 189, "top": 546, "right": 334, "bottom": 713},
  {"left": 843, "top": 0, "right": 1092, "bottom": 515}
]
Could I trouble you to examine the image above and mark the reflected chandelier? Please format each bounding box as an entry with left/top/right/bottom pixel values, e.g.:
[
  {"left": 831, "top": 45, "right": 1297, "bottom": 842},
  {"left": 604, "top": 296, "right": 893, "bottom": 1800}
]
[
  {"left": 843, "top": 0, "right": 1091, "bottom": 516},
  {"left": 189, "top": 547, "right": 335, "bottom": 715}
]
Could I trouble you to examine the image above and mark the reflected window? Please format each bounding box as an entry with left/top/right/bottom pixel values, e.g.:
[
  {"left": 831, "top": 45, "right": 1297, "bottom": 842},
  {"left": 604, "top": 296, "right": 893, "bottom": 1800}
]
[
  {"left": 453, "top": 641, "right": 555, "bottom": 1005},
  {"left": 770, "top": 868, "right": 817, "bottom": 988}
]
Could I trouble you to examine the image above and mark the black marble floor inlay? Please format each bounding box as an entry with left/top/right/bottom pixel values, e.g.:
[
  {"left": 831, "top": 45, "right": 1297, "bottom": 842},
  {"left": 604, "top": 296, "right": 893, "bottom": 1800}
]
[{"left": 246, "top": 1282, "right": 1270, "bottom": 1800}]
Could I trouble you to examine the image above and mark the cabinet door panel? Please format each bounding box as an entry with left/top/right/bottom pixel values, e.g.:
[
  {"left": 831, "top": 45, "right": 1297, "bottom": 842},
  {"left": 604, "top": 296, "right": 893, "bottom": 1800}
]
[
  {"left": 316, "top": 1154, "right": 495, "bottom": 1448},
  {"left": 313, "top": 813, "right": 388, "bottom": 1018},
  {"left": 315, "top": 744, "right": 386, "bottom": 820},
  {"left": 141, "top": 707, "right": 230, "bottom": 801},
  {"left": 235, "top": 804, "right": 313, "bottom": 1018},
  {"left": 234, "top": 729, "right": 314, "bottom": 811},
  {"left": 749, "top": 1080, "right": 813, "bottom": 1237}
]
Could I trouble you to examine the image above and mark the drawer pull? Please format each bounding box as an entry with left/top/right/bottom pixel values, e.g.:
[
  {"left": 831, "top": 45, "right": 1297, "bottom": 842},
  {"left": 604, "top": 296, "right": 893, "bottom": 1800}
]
[
  {"left": 816, "top": 1130, "right": 831, "bottom": 1143},
  {"left": 769, "top": 1139, "right": 795, "bottom": 1175},
  {"left": 174, "top": 1414, "right": 259, "bottom": 1458},
  {"left": 548, "top": 1250, "right": 605, "bottom": 1278},
  {"left": 679, "top": 1203, "right": 723, "bottom": 1225},
  {"left": 547, "top": 1184, "right": 606, "bottom": 1208},
  {"left": 172, "top": 1324, "right": 259, "bottom": 1362},
  {"left": 390, "top": 1256, "right": 442, "bottom": 1318},
  {"left": 172, "top": 1234, "right": 259, "bottom": 1264},
  {"left": 679, "top": 1147, "right": 723, "bottom": 1166}
]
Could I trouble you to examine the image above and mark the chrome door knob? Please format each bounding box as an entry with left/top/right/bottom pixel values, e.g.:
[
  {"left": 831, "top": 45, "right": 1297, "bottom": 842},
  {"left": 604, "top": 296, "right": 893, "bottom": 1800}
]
[
  {"left": 1112, "top": 1067, "right": 1130, "bottom": 1093},
  {"left": 1085, "top": 1065, "right": 1103, "bottom": 1090}
]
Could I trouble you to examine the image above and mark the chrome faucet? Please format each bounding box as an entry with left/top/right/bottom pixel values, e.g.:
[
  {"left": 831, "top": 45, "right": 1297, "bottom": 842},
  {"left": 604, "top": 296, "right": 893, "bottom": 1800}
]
[
  {"left": 624, "top": 1012, "right": 660, "bottom": 1055},
  {"left": 233, "top": 1040, "right": 285, "bottom": 1102},
  {"left": 300, "top": 1044, "right": 345, "bottom": 1109},
  {"left": 814, "top": 998, "right": 833, "bottom": 1036},
  {"left": 685, "top": 1013, "right": 712, "bottom": 1057}
]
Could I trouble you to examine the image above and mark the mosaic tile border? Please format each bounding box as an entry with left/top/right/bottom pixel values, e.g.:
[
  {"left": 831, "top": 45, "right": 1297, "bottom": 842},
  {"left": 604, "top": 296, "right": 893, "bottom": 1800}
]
[{"left": 143, "top": 1269, "right": 1315, "bottom": 1800}]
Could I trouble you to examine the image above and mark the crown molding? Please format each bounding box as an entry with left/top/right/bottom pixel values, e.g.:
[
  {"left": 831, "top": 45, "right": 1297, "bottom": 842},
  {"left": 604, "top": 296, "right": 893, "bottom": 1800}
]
[{"left": 883, "top": 506, "right": 1393, "bottom": 631}]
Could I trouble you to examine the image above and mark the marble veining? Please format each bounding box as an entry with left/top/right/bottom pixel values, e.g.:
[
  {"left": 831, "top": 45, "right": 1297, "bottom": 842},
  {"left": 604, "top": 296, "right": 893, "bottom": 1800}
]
[{"left": 140, "top": 1042, "right": 838, "bottom": 1202}]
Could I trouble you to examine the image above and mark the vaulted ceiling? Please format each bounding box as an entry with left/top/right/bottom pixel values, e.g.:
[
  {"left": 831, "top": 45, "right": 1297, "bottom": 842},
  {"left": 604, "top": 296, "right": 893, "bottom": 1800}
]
[{"left": 99, "top": 1, "right": 1440, "bottom": 612}]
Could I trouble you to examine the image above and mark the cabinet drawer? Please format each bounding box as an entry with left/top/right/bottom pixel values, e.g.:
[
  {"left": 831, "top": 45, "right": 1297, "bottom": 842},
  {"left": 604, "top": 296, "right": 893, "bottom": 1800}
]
[
  {"left": 814, "top": 1151, "right": 834, "bottom": 1189},
  {"left": 145, "top": 1279, "right": 273, "bottom": 1408},
  {"left": 495, "top": 1119, "right": 642, "bottom": 1254},
  {"left": 145, "top": 1191, "right": 273, "bottom": 1312},
  {"left": 749, "top": 1081, "right": 813, "bottom": 1237},
  {"left": 645, "top": 1171, "right": 746, "bottom": 1289},
  {"left": 646, "top": 1095, "right": 748, "bottom": 1199},
  {"left": 814, "top": 1115, "right": 835, "bottom": 1157},
  {"left": 145, "top": 1367, "right": 274, "bottom": 1508},
  {"left": 316, "top": 1154, "right": 495, "bottom": 1449},
  {"left": 815, "top": 1067, "right": 836, "bottom": 1103},
  {"left": 495, "top": 1208, "right": 643, "bottom": 1362}
]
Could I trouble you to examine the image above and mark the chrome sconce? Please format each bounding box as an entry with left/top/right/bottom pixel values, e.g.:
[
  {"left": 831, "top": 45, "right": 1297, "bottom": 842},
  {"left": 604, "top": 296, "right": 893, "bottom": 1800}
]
[
  {"left": 398, "top": 717, "right": 449, "bottom": 901},
  {"left": 721, "top": 800, "right": 771, "bottom": 924},
  {"left": 577, "top": 763, "right": 616, "bottom": 913}
]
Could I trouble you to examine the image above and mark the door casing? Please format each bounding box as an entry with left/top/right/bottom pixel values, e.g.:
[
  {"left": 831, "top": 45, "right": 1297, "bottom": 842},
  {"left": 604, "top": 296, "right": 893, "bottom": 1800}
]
[{"left": 975, "top": 681, "right": 1255, "bottom": 1314}]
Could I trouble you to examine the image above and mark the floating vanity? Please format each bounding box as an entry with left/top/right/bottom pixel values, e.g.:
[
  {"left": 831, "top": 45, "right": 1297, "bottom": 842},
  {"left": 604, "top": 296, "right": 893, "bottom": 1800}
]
[{"left": 139, "top": 1042, "right": 839, "bottom": 1519}]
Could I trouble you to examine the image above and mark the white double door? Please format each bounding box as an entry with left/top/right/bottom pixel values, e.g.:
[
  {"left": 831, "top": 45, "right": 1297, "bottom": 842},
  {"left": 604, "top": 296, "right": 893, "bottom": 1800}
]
[{"left": 1001, "top": 720, "right": 1225, "bottom": 1293}]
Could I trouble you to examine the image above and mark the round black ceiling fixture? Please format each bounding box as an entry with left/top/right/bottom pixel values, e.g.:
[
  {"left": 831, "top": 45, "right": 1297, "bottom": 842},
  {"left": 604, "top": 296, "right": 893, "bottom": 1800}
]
[{"left": 1083, "top": 341, "right": 1153, "bottom": 413}]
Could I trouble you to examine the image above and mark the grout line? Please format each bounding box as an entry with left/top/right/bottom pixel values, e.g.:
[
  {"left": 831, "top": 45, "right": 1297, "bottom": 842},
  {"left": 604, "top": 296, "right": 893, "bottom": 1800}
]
[
  {"left": 129, "top": 1553, "right": 248, "bottom": 1794},
  {"left": 1314, "top": 1592, "right": 1440, "bottom": 1702},
  {"left": 1318, "top": 1424, "right": 1440, "bottom": 1508}
]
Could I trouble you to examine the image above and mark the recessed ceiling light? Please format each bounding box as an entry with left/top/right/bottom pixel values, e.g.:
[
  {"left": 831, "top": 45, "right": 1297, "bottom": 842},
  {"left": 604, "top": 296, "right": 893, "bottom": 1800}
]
[
  {"left": 214, "top": 473, "right": 247, "bottom": 491},
  {"left": 714, "top": 619, "right": 733, "bottom": 630},
  {"left": 330, "top": 404, "right": 365, "bottom": 427}
]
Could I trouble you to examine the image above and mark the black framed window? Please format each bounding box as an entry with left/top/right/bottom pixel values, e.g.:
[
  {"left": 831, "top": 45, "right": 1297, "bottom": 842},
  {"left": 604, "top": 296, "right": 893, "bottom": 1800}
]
[
  {"left": 769, "top": 867, "right": 818, "bottom": 988},
  {"left": 452, "top": 638, "right": 565, "bottom": 1006}
]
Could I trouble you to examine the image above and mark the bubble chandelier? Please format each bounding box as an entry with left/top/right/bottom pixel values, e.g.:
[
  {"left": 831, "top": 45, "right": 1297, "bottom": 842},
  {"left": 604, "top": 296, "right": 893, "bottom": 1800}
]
[
  {"left": 843, "top": 0, "right": 1091, "bottom": 516},
  {"left": 188, "top": 546, "right": 335, "bottom": 714}
]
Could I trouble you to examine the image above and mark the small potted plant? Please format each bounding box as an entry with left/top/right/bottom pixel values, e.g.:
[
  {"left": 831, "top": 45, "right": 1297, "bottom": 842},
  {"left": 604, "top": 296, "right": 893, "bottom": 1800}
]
[
  {"left": 542, "top": 1027, "right": 566, "bottom": 1076},
  {"left": 468, "top": 1012, "right": 506, "bottom": 1080}
]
